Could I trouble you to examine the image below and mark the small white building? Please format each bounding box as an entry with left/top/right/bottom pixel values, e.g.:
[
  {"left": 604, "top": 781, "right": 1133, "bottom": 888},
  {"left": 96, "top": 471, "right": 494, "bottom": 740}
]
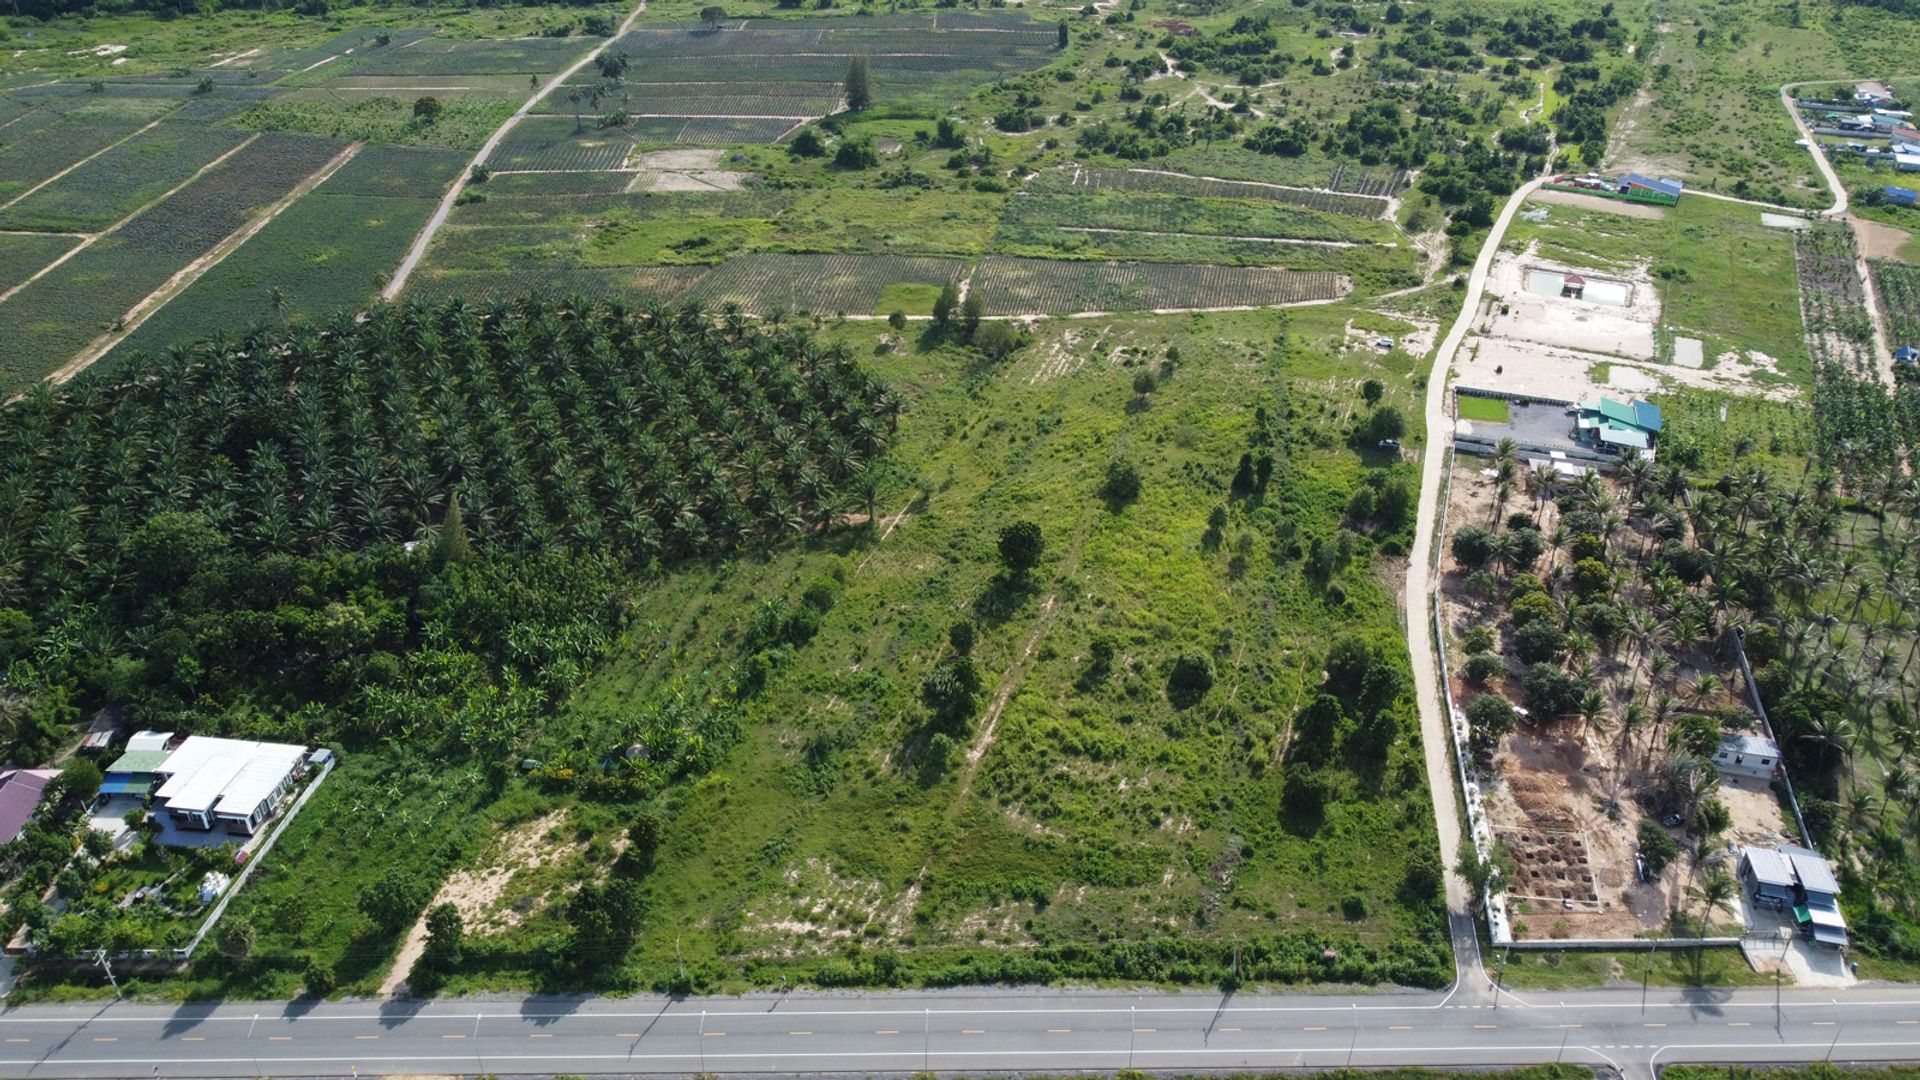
[
  {"left": 152, "top": 736, "right": 308, "bottom": 835},
  {"left": 1713, "top": 733, "right": 1781, "bottom": 781},
  {"left": 1895, "top": 152, "right": 1920, "bottom": 173}
]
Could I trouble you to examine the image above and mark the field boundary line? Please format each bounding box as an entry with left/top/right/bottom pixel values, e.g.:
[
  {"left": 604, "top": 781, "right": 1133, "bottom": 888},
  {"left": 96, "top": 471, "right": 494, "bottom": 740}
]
[
  {"left": 1054, "top": 225, "right": 1371, "bottom": 248},
  {"left": 0, "top": 133, "right": 263, "bottom": 308},
  {"left": 382, "top": 0, "right": 652, "bottom": 301},
  {"left": 0, "top": 112, "right": 172, "bottom": 213},
  {"left": 44, "top": 141, "right": 365, "bottom": 387}
]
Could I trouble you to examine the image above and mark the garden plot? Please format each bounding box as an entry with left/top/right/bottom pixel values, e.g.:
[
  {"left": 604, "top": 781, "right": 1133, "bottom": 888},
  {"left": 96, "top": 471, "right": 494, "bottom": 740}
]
[
  {"left": 345, "top": 36, "right": 589, "bottom": 77},
  {"left": 1037, "top": 166, "right": 1389, "bottom": 219},
  {"left": 0, "top": 94, "right": 181, "bottom": 201},
  {"left": 1437, "top": 455, "right": 1792, "bottom": 944},
  {"left": 970, "top": 256, "right": 1346, "bottom": 315},
  {"left": 0, "top": 120, "right": 251, "bottom": 234},
  {"left": 630, "top": 146, "right": 754, "bottom": 189}
]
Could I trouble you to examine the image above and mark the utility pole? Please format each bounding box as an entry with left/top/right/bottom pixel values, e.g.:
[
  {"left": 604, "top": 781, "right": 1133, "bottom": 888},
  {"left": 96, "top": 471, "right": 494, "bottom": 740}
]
[
  {"left": 1346, "top": 1004, "right": 1358, "bottom": 1067},
  {"left": 1128, "top": 1005, "right": 1136, "bottom": 1069},
  {"left": 698, "top": 1010, "right": 706, "bottom": 1075},
  {"left": 1825, "top": 1022, "right": 1842, "bottom": 1062},
  {"left": 93, "top": 949, "right": 121, "bottom": 999},
  {"left": 923, "top": 1007, "right": 930, "bottom": 1071},
  {"left": 1641, "top": 941, "right": 1657, "bottom": 1014}
]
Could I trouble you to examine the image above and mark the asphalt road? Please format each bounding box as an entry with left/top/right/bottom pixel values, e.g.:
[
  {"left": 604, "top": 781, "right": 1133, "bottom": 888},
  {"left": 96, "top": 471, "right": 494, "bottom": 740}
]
[{"left": 2, "top": 981, "right": 1919, "bottom": 1079}]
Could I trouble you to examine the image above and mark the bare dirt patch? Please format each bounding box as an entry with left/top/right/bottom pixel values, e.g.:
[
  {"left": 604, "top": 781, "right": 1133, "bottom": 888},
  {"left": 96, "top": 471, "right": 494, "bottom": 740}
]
[
  {"left": 1852, "top": 214, "right": 1913, "bottom": 261},
  {"left": 1481, "top": 241, "right": 1660, "bottom": 359},
  {"left": 648, "top": 169, "right": 750, "bottom": 192},
  {"left": 1529, "top": 188, "right": 1669, "bottom": 221},
  {"left": 633, "top": 147, "right": 723, "bottom": 170}
]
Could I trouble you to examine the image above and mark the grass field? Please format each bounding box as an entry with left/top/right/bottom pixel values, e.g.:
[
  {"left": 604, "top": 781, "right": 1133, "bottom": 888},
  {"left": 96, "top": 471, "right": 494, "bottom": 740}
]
[{"left": 1456, "top": 395, "right": 1511, "bottom": 424}]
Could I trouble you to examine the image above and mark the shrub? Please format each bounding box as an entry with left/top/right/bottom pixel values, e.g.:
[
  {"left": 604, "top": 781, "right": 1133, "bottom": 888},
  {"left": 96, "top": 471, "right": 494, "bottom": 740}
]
[
  {"left": 1466, "top": 693, "right": 1516, "bottom": 753},
  {"left": 1522, "top": 663, "right": 1581, "bottom": 718},
  {"left": 834, "top": 138, "right": 879, "bottom": 169},
  {"left": 1452, "top": 525, "right": 1495, "bottom": 568},
  {"left": 1509, "top": 590, "right": 1557, "bottom": 628},
  {"left": 790, "top": 129, "right": 827, "bottom": 157},
  {"left": 1638, "top": 818, "right": 1680, "bottom": 872},
  {"left": 1167, "top": 651, "right": 1215, "bottom": 706},
  {"left": 1463, "top": 653, "right": 1504, "bottom": 685},
  {"left": 972, "top": 320, "right": 1020, "bottom": 360},
  {"left": 997, "top": 521, "right": 1044, "bottom": 575},
  {"left": 1571, "top": 557, "right": 1612, "bottom": 598},
  {"left": 1461, "top": 625, "right": 1496, "bottom": 654},
  {"left": 1101, "top": 460, "right": 1142, "bottom": 505},
  {"left": 1512, "top": 619, "right": 1565, "bottom": 664}
]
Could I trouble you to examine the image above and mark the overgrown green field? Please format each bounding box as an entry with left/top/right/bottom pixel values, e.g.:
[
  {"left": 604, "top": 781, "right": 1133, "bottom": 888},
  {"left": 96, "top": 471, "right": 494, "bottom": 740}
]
[{"left": 337, "top": 306, "right": 1449, "bottom": 996}]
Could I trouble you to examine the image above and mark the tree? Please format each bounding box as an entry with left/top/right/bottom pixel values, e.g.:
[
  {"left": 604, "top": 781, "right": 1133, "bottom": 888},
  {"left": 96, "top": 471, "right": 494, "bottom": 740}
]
[
  {"left": 267, "top": 285, "right": 287, "bottom": 319},
  {"left": 412, "top": 96, "right": 443, "bottom": 122},
  {"left": 1368, "top": 407, "right": 1405, "bottom": 442},
  {"left": 416, "top": 902, "right": 464, "bottom": 985},
  {"left": 1638, "top": 818, "right": 1680, "bottom": 873},
  {"left": 1463, "top": 653, "right": 1504, "bottom": 685},
  {"left": 998, "top": 521, "right": 1044, "bottom": 575},
  {"left": 887, "top": 310, "right": 907, "bottom": 331},
  {"left": 302, "top": 955, "right": 337, "bottom": 997},
  {"left": 433, "top": 494, "right": 473, "bottom": 565},
  {"left": 833, "top": 137, "right": 878, "bottom": 169},
  {"left": 789, "top": 128, "right": 826, "bottom": 157},
  {"left": 844, "top": 54, "right": 871, "bottom": 111},
  {"left": 1522, "top": 662, "right": 1582, "bottom": 718},
  {"left": 1132, "top": 368, "right": 1157, "bottom": 398},
  {"left": 961, "top": 293, "right": 984, "bottom": 341},
  {"left": 921, "top": 656, "right": 982, "bottom": 730},
  {"left": 1056, "top": 19, "right": 1068, "bottom": 48},
  {"left": 973, "top": 320, "right": 1019, "bottom": 360},
  {"left": 699, "top": 4, "right": 725, "bottom": 29},
  {"left": 1101, "top": 460, "right": 1142, "bottom": 506},
  {"left": 1452, "top": 525, "right": 1495, "bottom": 568},
  {"left": 565, "top": 877, "right": 643, "bottom": 974},
  {"left": 1292, "top": 693, "right": 1344, "bottom": 761},
  {"left": 1323, "top": 635, "right": 1376, "bottom": 701},
  {"left": 932, "top": 283, "right": 960, "bottom": 327},
  {"left": 1167, "top": 651, "right": 1215, "bottom": 706},
  {"left": 1457, "top": 839, "right": 1513, "bottom": 907},
  {"left": 359, "top": 868, "right": 430, "bottom": 934},
  {"left": 934, "top": 116, "right": 964, "bottom": 149},
  {"left": 1512, "top": 619, "right": 1566, "bottom": 664},
  {"left": 1467, "top": 693, "right": 1516, "bottom": 753}
]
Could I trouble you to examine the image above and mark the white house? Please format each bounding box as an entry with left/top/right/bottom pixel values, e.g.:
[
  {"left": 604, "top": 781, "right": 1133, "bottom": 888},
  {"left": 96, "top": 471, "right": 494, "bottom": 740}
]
[
  {"left": 151, "top": 736, "right": 308, "bottom": 835},
  {"left": 1712, "top": 733, "right": 1780, "bottom": 781}
]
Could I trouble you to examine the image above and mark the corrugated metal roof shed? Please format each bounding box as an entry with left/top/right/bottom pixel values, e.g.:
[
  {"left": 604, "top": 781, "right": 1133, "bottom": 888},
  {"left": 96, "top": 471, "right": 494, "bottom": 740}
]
[
  {"left": 1743, "top": 846, "right": 1796, "bottom": 887},
  {"left": 1784, "top": 846, "right": 1842, "bottom": 895}
]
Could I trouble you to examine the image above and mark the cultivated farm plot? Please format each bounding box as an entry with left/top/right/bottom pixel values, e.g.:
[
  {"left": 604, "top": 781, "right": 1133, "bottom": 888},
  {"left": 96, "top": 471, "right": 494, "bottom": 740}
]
[
  {"left": 969, "top": 257, "right": 1346, "bottom": 314},
  {"left": 0, "top": 95, "right": 181, "bottom": 201},
  {"left": 489, "top": 117, "right": 793, "bottom": 170},
  {"left": 1035, "top": 166, "right": 1388, "bottom": 219},
  {"left": 0, "top": 133, "right": 347, "bottom": 394},
  {"left": 1794, "top": 225, "right": 1875, "bottom": 374},
  {"left": 0, "top": 232, "right": 81, "bottom": 294},
  {"left": 1325, "top": 161, "right": 1408, "bottom": 197},
  {"left": 0, "top": 121, "right": 251, "bottom": 234},
  {"left": 1874, "top": 260, "right": 1920, "bottom": 352},
  {"left": 347, "top": 36, "right": 590, "bottom": 77},
  {"left": 677, "top": 252, "right": 964, "bottom": 314}
]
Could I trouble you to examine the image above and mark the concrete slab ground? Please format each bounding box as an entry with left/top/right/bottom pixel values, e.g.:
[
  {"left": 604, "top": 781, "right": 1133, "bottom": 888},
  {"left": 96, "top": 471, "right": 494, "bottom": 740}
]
[{"left": 1673, "top": 336, "right": 1704, "bottom": 367}]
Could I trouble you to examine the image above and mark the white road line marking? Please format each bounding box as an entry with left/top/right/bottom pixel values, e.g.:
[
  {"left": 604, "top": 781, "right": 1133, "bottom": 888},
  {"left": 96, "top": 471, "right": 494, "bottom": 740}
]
[
  {"left": 789, "top": 1031, "right": 812, "bottom": 1036},
  {"left": 355, "top": 1035, "right": 378, "bottom": 1040},
  {"left": 876, "top": 1029, "right": 900, "bottom": 1035}
]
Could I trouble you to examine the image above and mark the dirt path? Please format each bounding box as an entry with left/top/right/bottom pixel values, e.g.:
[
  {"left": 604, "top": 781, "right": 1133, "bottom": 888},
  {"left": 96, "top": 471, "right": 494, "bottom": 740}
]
[
  {"left": 0, "top": 134, "right": 261, "bottom": 308},
  {"left": 45, "top": 142, "right": 363, "bottom": 387},
  {"left": 382, "top": 0, "right": 651, "bottom": 300}
]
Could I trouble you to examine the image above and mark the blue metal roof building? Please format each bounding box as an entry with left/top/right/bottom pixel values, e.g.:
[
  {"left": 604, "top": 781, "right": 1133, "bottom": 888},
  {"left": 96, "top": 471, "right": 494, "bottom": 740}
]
[
  {"left": 1621, "top": 173, "right": 1685, "bottom": 200},
  {"left": 1887, "top": 185, "right": 1919, "bottom": 206}
]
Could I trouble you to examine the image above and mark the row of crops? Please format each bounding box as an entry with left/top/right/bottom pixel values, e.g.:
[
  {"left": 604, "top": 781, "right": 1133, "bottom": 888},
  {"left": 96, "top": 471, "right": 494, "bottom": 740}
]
[
  {"left": 0, "top": 120, "right": 251, "bottom": 234},
  {"left": 106, "top": 145, "right": 470, "bottom": 367},
  {"left": 1792, "top": 224, "right": 1874, "bottom": 374},
  {"left": 0, "top": 95, "right": 180, "bottom": 201},
  {"left": 1874, "top": 259, "right": 1920, "bottom": 350},
  {"left": 0, "top": 133, "right": 349, "bottom": 395},
  {"left": 1325, "top": 162, "right": 1408, "bottom": 197},
  {"left": 1034, "top": 167, "right": 1388, "bottom": 218}
]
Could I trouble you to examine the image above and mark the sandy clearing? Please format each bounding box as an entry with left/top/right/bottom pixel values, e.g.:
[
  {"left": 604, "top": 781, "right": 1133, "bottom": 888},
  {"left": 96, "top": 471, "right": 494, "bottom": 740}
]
[
  {"left": 1528, "top": 188, "right": 1669, "bottom": 220},
  {"left": 1673, "top": 336, "right": 1704, "bottom": 367},
  {"left": 632, "top": 147, "right": 723, "bottom": 170},
  {"left": 1853, "top": 213, "right": 1912, "bottom": 261},
  {"left": 208, "top": 47, "right": 263, "bottom": 68},
  {"left": 66, "top": 43, "right": 126, "bottom": 57},
  {"left": 379, "top": 809, "right": 579, "bottom": 996},
  {"left": 1762, "top": 212, "right": 1811, "bottom": 231},
  {"left": 1480, "top": 241, "right": 1660, "bottom": 360},
  {"left": 1459, "top": 336, "right": 1800, "bottom": 403},
  {"left": 45, "top": 141, "right": 363, "bottom": 388}
]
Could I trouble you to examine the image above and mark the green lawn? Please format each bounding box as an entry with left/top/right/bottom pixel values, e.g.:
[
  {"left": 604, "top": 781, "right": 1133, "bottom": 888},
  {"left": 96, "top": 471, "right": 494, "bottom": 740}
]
[
  {"left": 1496, "top": 944, "right": 1773, "bottom": 991},
  {"left": 1457, "top": 395, "right": 1512, "bottom": 424}
]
